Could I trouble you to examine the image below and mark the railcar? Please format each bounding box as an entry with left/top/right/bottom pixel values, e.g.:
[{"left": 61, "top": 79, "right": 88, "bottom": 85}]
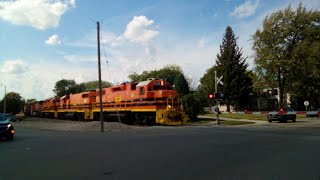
[
  {"left": 57, "top": 90, "right": 96, "bottom": 120},
  {"left": 28, "top": 101, "right": 43, "bottom": 117},
  {"left": 41, "top": 97, "right": 59, "bottom": 118},
  {"left": 93, "top": 78, "right": 188, "bottom": 125},
  {"left": 24, "top": 79, "right": 188, "bottom": 125}
]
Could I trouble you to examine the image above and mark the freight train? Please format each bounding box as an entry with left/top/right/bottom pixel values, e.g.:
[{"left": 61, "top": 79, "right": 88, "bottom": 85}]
[{"left": 24, "top": 78, "right": 189, "bottom": 125}]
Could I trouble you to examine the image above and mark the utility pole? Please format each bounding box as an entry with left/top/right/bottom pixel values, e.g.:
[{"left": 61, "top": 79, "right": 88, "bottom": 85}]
[
  {"left": 1, "top": 84, "right": 5, "bottom": 114},
  {"left": 215, "top": 71, "right": 220, "bottom": 125},
  {"left": 97, "top": 21, "right": 104, "bottom": 132}
]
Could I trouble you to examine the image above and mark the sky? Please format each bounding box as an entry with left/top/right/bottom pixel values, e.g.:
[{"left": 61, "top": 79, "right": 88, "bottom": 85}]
[{"left": 0, "top": 0, "right": 319, "bottom": 100}]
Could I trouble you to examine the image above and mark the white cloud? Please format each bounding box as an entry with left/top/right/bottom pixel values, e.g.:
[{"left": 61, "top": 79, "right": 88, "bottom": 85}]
[
  {"left": 1, "top": 59, "right": 29, "bottom": 74},
  {"left": 64, "top": 54, "right": 96, "bottom": 63},
  {"left": 0, "top": 58, "right": 97, "bottom": 100},
  {"left": 123, "top": 16, "right": 159, "bottom": 44},
  {"left": 197, "top": 37, "right": 212, "bottom": 48},
  {"left": 0, "top": 0, "right": 76, "bottom": 30},
  {"left": 230, "top": 0, "right": 260, "bottom": 18},
  {"left": 69, "top": 0, "right": 76, "bottom": 7},
  {"left": 66, "top": 16, "right": 158, "bottom": 48},
  {"left": 45, "top": 34, "right": 61, "bottom": 45}
]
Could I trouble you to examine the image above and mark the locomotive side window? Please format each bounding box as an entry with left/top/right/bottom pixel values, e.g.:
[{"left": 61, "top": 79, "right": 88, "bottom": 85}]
[
  {"left": 131, "top": 83, "right": 137, "bottom": 90},
  {"left": 140, "top": 87, "right": 145, "bottom": 95}
]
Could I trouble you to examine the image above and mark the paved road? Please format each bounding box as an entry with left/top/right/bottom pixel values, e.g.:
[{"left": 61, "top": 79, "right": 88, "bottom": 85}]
[{"left": 1, "top": 125, "right": 320, "bottom": 180}]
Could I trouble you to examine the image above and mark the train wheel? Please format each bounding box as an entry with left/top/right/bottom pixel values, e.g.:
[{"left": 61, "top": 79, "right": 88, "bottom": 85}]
[
  {"left": 93, "top": 113, "right": 99, "bottom": 121},
  {"left": 73, "top": 112, "right": 78, "bottom": 121},
  {"left": 78, "top": 113, "right": 85, "bottom": 121},
  {"left": 126, "top": 112, "right": 134, "bottom": 125},
  {"left": 134, "top": 113, "right": 143, "bottom": 125},
  {"left": 146, "top": 113, "right": 156, "bottom": 126}
]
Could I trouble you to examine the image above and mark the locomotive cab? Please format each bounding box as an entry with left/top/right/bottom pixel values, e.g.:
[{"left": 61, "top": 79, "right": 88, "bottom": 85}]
[{"left": 135, "top": 78, "right": 189, "bottom": 125}]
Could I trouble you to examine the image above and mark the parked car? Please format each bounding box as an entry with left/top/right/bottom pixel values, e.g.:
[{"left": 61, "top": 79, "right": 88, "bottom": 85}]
[
  {"left": 0, "top": 114, "right": 15, "bottom": 141},
  {"left": 268, "top": 109, "right": 296, "bottom": 123},
  {"left": 306, "top": 108, "right": 320, "bottom": 118},
  {"left": 1, "top": 113, "right": 23, "bottom": 122}
]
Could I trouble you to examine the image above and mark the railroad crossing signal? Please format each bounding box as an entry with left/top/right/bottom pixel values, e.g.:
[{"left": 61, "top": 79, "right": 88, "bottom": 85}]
[{"left": 208, "top": 93, "right": 224, "bottom": 99}]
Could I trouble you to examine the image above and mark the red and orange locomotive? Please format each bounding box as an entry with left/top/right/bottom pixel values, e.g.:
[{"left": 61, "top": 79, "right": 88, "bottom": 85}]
[{"left": 26, "top": 78, "right": 188, "bottom": 125}]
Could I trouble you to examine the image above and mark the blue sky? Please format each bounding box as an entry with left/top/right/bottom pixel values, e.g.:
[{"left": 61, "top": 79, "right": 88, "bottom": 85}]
[{"left": 0, "top": 0, "right": 319, "bottom": 100}]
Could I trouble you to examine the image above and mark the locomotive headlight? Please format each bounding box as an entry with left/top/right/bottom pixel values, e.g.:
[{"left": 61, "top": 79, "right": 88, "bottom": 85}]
[{"left": 7, "top": 124, "right": 12, "bottom": 128}]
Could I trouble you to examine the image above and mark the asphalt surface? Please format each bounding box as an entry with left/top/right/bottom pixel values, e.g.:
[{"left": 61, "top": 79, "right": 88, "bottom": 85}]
[{"left": 1, "top": 124, "right": 320, "bottom": 180}]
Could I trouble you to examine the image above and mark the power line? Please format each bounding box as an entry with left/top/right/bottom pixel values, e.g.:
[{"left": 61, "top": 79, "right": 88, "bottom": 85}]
[{"left": 99, "top": 30, "right": 113, "bottom": 82}]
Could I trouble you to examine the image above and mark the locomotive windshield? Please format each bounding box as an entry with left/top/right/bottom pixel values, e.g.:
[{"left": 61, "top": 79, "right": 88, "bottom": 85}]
[{"left": 152, "top": 81, "right": 172, "bottom": 90}]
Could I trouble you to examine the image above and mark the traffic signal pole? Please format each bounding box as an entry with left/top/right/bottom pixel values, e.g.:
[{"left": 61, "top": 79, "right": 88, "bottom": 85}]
[{"left": 215, "top": 71, "right": 220, "bottom": 125}]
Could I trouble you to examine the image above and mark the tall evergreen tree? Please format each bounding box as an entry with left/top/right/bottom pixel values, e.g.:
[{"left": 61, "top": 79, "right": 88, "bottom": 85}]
[
  {"left": 216, "top": 26, "right": 253, "bottom": 111},
  {"left": 174, "top": 74, "right": 189, "bottom": 97}
]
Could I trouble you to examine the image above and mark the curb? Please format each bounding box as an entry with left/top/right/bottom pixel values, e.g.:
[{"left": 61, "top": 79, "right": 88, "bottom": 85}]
[{"left": 228, "top": 111, "right": 320, "bottom": 115}]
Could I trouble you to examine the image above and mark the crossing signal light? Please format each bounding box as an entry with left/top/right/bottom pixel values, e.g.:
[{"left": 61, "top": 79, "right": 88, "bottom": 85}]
[
  {"left": 209, "top": 93, "right": 224, "bottom": 99},
  {"left": 214, "top": 93, "right": 225, "bottom": 99}
]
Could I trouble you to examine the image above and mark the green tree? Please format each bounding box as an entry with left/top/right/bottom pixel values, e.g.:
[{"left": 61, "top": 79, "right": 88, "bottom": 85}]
[
  {"left": 199, "top": 66, "right": 218, "bottom": 106},
  {"left": 0, "top": 92, "right": 25, "bottom": 114},
  {"left": 128, "top": 64, "right": 190, "bottom": 96},
  {"left": 253, "top": 4, "right": 320, "bottom": 108},
  {"left": 215, "top": 26, "right": 252, "bottom": 111},
  {"left": 26, "top": 99, "right": 37, "bottom": 104},
  {"left": 174, "top": 74, "right": 189, "bottom": 97},
  {"left": 83, "top": 81, "right": 112, "bottom": 90},
  {"left": 53, "top": 79, "right": 114, "bottom": 97},
  {"left": 181, "top": 91, "right": 205, "bottom": 121},
  {"left": 53, "top": 79, "right": 85, "bottom": 97},
  {"left": 128, "top": 65, "right": 182, "bottom": 84}
]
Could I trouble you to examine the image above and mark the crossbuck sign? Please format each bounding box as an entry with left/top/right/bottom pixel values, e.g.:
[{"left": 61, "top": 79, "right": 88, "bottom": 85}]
[{"left": 217, "top": 76, "right": 223, "bottom": 85}]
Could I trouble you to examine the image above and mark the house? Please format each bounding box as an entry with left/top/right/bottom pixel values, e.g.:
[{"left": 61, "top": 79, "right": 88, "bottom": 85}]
[{"left": 217, "top": 88, "right": 291, "bottom": 112}]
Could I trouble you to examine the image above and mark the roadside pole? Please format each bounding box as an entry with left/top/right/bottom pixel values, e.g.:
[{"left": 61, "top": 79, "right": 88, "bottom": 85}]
[
  {"left": 97, "top": 21, "right": 104, "bottom": 132},
  {"left": 215, "top": 71, "right": 220, "bottom": 125}
]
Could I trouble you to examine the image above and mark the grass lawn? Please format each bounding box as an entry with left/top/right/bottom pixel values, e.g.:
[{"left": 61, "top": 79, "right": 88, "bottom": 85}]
[
  {"left": 203, "top": 113, "right": 267, "bottom": 121},
  {"left": 202, "top": 113, "right": 306, "bottom": 121},
  {"left": 220, "top": 120, "right": 255, "bottom": 125},
  {"left": 297, "top": 114, "right": 306, "bottom": 119},
  {"left": 188, "top": 118, "right": 255, "bottom": 126}
]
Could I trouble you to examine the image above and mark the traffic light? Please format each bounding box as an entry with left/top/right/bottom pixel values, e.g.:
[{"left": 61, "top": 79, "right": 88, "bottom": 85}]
[{"left": 208, "top": 93, "right": 214, "bottom": 99}]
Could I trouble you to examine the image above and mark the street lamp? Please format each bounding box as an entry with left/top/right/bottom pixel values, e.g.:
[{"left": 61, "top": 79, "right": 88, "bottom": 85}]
[{"left": 0, "top": 84, "right": 6, "bottom": 114}]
